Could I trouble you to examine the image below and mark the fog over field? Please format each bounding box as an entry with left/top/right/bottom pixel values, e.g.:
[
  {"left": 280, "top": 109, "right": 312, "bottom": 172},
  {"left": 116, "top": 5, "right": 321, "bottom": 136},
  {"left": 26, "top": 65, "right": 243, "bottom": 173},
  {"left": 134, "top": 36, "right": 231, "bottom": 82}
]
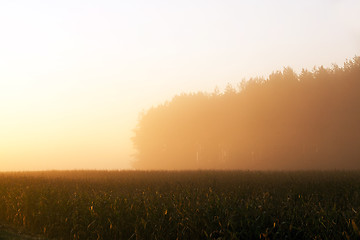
[{"left": 1, "top": 0, "right": 360, "bottom": 171}]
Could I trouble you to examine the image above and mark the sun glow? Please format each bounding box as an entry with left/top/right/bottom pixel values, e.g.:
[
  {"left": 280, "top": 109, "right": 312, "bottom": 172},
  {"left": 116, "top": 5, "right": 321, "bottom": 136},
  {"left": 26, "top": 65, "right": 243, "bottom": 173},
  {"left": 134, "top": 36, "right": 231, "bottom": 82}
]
[{"left": 1, "top": 0, "right": 359, "bottom": 171}]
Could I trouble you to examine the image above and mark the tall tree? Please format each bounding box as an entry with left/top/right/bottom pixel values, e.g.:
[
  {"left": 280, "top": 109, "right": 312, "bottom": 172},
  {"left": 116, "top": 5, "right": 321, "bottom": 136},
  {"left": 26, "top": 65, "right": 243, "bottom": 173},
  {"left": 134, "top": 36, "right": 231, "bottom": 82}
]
[{"left": 132, "top": 56, "right": 360, "bottom": 170}]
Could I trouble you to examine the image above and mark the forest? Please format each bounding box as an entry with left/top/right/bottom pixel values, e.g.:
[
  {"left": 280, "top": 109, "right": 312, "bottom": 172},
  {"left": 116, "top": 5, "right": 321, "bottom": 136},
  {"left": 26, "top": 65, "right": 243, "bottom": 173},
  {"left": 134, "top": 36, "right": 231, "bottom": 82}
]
[{"left": 132, "top": 57, "right": 360, "bottom": 170}]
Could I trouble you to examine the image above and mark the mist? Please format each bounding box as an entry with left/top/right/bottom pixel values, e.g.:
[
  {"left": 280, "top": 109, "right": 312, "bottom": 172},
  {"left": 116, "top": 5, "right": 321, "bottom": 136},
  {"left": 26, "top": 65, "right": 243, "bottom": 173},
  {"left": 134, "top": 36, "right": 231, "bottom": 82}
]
[{"left": 133, "top": 57, "right": 360, "bottom": 170}]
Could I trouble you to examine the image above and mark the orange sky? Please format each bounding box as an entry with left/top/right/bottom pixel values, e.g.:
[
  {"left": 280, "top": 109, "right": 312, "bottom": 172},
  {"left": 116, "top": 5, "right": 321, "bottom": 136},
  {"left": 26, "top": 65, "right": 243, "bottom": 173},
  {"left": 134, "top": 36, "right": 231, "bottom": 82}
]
[{"left": 1, "top": 0, "right": 359, "bottom": 171}]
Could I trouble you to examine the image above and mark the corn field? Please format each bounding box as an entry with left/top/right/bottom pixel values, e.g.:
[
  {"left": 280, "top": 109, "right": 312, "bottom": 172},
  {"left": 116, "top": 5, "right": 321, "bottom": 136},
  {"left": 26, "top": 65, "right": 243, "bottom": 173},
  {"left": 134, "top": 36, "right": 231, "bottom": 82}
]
[{"left": 0, "top": 171, "right": 360, "bottom": 239}]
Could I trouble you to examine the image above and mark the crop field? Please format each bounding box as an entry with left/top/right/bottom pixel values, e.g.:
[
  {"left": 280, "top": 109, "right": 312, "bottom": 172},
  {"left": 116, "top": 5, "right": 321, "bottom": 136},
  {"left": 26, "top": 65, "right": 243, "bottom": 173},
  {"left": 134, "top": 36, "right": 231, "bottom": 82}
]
[{"left": 1, "top": 171, "right": 360, "bottom": 239}]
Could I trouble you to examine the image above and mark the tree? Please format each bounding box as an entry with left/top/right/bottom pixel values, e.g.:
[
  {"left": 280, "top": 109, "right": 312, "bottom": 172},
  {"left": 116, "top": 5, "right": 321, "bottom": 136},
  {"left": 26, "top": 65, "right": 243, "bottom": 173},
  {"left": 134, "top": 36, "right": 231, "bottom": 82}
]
[{"left": 132, "top": 56, "right": 360, "bottom": 170}]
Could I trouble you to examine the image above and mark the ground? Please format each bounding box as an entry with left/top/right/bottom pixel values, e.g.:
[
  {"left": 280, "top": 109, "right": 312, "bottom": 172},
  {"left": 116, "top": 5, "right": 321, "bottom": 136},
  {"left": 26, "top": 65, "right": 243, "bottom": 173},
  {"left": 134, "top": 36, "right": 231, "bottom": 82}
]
[{"left": 0, "top": 225, "right": 45, "bottom": 240}]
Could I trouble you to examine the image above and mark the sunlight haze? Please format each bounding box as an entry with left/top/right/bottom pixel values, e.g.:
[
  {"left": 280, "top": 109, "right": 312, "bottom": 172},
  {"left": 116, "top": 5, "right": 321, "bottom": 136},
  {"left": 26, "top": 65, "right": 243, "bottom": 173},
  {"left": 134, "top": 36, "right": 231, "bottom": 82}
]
[{"left": 1, "top": 0, "right": 359, "bottom": 171}]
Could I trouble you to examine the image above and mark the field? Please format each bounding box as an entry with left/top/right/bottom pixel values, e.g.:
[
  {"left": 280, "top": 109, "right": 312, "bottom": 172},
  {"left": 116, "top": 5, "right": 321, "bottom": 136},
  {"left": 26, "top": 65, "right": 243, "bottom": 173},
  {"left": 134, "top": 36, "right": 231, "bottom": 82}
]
[{"left": 1, "top": 171, "right": 360, "bottom": 239}]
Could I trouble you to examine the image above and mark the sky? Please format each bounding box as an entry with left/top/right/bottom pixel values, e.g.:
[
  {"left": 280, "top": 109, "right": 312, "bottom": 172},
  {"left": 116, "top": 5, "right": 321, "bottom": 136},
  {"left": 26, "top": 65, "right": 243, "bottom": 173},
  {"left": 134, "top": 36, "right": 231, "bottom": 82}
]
[{"left": 0, "top": 0, "right": 359, "bottom": 171}]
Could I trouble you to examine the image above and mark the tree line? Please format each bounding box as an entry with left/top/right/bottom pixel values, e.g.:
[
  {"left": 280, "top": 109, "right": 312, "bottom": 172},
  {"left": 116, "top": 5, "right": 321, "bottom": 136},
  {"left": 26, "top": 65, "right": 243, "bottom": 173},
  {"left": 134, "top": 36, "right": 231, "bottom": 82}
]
[{"left": 132, "top": 57, "right": 360, "bottom": 170}]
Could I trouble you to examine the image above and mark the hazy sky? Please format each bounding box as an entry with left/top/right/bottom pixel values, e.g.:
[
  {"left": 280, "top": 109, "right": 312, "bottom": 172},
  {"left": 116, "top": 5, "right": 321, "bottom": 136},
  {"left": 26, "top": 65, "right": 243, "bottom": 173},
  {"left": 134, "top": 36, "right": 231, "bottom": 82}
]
[{"left": 1, "top": 0, "right": 359, "bottom": 171}]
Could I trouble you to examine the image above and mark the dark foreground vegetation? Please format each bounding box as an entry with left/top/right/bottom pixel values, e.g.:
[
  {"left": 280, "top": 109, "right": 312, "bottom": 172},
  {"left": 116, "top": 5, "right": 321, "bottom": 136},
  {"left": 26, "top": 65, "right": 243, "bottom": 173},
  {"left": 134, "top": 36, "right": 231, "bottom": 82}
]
[
  {"left": 133, "top": 57, "right": 360, "bottom": 169},
  {"left": 1, "top": 171, "right": 360, "bottom": 239}
]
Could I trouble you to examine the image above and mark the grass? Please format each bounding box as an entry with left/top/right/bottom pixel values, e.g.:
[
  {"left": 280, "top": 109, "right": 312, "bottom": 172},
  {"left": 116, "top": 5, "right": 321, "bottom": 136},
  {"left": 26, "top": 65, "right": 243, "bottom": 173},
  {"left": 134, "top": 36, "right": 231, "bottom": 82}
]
[{"left": 0, "top": 170, "right": 360, "bottom": 239}]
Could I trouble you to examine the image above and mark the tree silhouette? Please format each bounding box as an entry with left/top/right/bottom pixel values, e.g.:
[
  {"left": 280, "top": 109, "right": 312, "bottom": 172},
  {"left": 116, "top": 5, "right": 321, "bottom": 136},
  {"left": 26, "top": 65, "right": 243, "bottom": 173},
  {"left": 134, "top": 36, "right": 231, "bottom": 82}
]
[{"left": 132, "top": 56, "right": 360, "bottom": 170}]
